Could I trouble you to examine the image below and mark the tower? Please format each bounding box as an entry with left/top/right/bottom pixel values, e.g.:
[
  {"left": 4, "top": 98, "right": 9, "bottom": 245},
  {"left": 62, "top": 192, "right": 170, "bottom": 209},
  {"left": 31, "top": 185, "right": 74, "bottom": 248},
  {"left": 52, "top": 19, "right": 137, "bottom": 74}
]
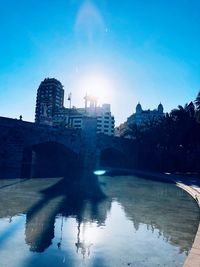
[
  {"left": 158, "top": 103, "right": 164, "bottom": 113},
  {"left": 136, "top": 103, "right": 142, "bottom": 113},
  {"left": 35, "top": 78, "right": 64, "bottom": 125}
]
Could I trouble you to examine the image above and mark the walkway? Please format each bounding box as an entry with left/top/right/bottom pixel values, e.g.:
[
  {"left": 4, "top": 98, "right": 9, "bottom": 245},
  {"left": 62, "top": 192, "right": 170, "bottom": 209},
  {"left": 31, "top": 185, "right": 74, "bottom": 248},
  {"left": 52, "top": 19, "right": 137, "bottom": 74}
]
[{"left": 175, "top": 181, "right": 200, "bottom": 267}]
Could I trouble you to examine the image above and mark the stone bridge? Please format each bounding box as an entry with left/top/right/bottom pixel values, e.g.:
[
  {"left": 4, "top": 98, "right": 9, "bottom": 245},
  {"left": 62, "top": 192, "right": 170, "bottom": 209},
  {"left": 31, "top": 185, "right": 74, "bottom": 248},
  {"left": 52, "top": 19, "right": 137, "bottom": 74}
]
[{"left": 0, "top": 116, "right": 134, "bottom": 178}]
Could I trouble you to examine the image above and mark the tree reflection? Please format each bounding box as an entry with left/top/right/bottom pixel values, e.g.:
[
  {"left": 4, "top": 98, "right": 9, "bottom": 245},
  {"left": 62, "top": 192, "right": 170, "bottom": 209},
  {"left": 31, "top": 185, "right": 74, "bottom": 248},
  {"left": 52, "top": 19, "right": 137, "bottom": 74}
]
[
  {"left": 24, "top": 169, "right": 107, "bottom": 253},
  {"left": 0, "top": 170, "right": 199, "bottom": 256}
]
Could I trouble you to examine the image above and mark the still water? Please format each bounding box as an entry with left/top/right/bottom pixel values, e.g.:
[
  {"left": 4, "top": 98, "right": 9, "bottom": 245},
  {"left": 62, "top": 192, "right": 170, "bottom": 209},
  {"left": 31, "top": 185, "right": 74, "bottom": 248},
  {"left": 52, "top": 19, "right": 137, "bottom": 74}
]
[{"left": 0, "top": 170, "right": 199, "bottom": 267}]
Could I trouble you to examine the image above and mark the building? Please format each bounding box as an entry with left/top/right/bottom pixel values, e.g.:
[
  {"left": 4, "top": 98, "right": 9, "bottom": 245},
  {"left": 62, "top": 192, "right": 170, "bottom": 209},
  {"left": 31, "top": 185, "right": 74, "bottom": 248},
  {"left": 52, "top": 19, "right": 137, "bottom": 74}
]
[
  {"left": 115, "top": 103, "right": 164, "bottom": 138},
  {"left": 96, "top": 104, "right": 115, "bottom": 135},
  {"left": 35, "top": 79, "right": 115, "bottom": 135},
  {"left": 127, "top": 103, "right": 164, "bottom": 126},
  {"left": 35, "top": 78, "right": 64, "bottom": 125},
  {"left": 53, "top": 98, "right": 115, "bottom": 136}
]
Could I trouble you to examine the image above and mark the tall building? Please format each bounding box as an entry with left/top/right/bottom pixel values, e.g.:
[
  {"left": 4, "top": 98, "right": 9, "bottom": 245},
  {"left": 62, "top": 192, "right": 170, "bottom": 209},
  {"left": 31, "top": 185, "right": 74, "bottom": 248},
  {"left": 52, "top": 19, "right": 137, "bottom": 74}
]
[
  {"left": 35, "top": 78, "right": 64, "bottom": 125},
  {"left": 96, "top": 104, "right": 115, "bottom": 135}
]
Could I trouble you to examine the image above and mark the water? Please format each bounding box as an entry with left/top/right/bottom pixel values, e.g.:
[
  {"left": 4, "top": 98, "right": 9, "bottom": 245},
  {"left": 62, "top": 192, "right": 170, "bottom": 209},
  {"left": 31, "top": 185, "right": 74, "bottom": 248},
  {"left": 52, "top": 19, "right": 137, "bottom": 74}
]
[{"left": 0, "top": 171, "right": 199, "bottom": 267}]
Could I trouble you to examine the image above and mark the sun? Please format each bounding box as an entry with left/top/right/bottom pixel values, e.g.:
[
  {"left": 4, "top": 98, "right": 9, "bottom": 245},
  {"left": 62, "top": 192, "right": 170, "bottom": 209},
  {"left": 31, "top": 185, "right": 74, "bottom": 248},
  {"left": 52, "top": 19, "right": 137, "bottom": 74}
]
[{"left": 79, "top": 73, "right": 112, "bottom": 104}]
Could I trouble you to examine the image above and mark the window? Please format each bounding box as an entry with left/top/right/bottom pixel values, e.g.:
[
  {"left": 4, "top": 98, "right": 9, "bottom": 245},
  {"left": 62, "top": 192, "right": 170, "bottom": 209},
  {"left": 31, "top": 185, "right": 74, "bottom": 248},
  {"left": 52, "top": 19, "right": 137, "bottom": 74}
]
[{"left": 74, "top": 119, "right": 81, "bottom": 123}]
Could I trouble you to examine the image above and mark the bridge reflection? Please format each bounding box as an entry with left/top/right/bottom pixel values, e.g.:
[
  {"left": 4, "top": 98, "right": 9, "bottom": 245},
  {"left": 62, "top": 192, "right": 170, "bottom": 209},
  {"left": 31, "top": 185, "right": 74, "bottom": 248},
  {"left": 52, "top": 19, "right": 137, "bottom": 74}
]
[{"left": 0, "top": 170, "right": 199, "bottom": 256}]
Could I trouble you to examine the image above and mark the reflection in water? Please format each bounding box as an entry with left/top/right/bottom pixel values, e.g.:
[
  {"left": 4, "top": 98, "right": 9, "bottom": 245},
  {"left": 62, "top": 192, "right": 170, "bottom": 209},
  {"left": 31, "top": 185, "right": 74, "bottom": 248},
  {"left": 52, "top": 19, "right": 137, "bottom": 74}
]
[
  {"left": 23, "top": 169, "right": 106, "bottom": 253},
  {"left": 75, "top": 221, "right": 93, "bottom": 259},
  {"left": 0, "top": 170, "right": 199, "bottom": 267},
  {"left": 57, "top": 216, "right": 64, "bottom": 249}
]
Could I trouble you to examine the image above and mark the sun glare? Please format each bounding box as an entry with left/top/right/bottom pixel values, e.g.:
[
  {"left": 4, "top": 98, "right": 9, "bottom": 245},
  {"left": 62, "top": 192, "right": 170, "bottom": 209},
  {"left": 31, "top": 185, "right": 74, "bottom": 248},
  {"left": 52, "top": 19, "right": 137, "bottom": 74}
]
[
  {"left": 79, "top": 73, "right": 112, "bottom": 104},
  {"left": 80, "top": 221, "right": 102, "bottom": 244}
]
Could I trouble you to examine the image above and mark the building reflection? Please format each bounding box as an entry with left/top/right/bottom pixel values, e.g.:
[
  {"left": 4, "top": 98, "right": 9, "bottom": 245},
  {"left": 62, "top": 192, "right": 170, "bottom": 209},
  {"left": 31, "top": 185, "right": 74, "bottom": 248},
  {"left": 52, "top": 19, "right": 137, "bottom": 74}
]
[
  {"left": 25, "top": 195, "right": 63, "bottom": 252},
  {"left": 0, "top": 170, "right": 199, "bottom": 255},
  {"left": 75, "top": 221, "right": 93, "bottom": 259},
  {"left": 23, "top": 169, "right": 109, "bottom": 253}
]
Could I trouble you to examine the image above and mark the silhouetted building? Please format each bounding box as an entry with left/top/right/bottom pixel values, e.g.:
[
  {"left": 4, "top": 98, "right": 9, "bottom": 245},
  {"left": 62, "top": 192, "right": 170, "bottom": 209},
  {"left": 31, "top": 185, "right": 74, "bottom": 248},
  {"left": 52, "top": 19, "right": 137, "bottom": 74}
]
[
  {"left": 127, "top": 103, "right": 164, "bottom": 126},
  {"left": 115, "top": 103, "right": 164, "bottom": 138},
  {"left": 35, "top": 78, "right": 64, "bottom": 125}
]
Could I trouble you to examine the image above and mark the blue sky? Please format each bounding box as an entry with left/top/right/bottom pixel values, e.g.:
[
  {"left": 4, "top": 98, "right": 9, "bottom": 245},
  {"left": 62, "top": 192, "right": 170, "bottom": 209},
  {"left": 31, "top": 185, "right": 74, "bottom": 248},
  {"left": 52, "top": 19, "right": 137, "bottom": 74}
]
[{"left": 0, "top": 0, "right": 200, "bottom": 125}]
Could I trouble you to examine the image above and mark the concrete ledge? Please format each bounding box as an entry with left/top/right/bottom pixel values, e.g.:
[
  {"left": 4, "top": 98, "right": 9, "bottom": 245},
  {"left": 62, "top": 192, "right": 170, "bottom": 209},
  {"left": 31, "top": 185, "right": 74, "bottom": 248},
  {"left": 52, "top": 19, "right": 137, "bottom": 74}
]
[{"left": 176, "top": 183, "right": 200, "bottom": 267}]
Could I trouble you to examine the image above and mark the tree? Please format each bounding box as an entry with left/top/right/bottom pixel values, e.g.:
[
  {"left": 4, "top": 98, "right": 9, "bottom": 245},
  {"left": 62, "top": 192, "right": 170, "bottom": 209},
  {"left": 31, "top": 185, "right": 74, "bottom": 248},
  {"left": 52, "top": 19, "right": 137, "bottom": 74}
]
[
  {"left": 195, "top": 91, "right": 200, "bottom": 111},
  {"left": 185, "top": 102, "right": 195, "bottom": 118},
  {"left": 195, "top": 92, "right": 200, "bottom": 123}
]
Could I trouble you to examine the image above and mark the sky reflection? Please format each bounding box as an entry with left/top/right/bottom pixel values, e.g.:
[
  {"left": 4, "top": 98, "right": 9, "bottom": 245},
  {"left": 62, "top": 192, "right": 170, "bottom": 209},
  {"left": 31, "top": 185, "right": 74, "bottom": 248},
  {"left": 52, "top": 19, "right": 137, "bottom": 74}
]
[{"left": 0, "top": 173, "right": 199, "bottom": 267}]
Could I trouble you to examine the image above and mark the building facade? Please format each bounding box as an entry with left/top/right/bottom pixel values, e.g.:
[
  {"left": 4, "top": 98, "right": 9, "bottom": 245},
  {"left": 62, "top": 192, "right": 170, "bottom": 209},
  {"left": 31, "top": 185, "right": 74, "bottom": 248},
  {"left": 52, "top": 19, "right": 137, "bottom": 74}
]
[
  {"left": 35, "top": 78, "right": 64, "bottom": 125},
  {"left": 53, "top": 103, "right": 115, "bottom": 136}
]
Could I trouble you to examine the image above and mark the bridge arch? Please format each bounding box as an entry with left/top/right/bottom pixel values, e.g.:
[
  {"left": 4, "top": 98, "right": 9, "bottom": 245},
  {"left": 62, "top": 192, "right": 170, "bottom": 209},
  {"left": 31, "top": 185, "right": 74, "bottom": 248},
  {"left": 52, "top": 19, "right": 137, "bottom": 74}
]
[{"left": 21, "top": 141, "right": 79, "bottom": 178}]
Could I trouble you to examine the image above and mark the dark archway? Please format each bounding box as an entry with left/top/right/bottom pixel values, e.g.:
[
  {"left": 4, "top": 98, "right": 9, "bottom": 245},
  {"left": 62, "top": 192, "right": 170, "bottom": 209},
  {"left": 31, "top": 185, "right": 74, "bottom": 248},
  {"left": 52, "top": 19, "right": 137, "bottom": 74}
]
[
  {"left": 100, "top": 147, "right": 130, "bottom": 168},
  {"left": 21, "top": 142, "right": 79, "bottom": 178}
]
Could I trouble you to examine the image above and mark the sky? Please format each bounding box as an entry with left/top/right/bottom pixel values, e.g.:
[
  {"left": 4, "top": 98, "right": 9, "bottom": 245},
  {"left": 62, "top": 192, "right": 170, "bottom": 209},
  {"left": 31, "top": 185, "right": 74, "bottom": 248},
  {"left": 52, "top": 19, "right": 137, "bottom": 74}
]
[{"left": 0, "top": 0, "right": 200, "bottom": 125}]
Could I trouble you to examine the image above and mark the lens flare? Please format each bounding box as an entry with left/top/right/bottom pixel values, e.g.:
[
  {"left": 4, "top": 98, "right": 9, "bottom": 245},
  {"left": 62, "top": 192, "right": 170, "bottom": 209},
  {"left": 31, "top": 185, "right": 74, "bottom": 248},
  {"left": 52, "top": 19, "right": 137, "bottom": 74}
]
[{"left": 93, "top": 170, "right": 106, "bottom": 175}]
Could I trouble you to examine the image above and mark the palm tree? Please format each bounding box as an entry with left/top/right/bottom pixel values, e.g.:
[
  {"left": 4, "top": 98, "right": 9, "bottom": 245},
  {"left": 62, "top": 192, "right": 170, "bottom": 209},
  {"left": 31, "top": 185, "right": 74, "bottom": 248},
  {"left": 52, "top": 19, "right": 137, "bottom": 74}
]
[
  {"left": 170, "top": 105, "right": 187, "bottom": 121},
  {"left": 184, "top": 102, "right": 195, "bottom": 117},
  {"left": 195, "top": 91, "right": 200, "bottom": 111},
  {"left": 122, "top": 123, "right": 140, "bottom": 140}
]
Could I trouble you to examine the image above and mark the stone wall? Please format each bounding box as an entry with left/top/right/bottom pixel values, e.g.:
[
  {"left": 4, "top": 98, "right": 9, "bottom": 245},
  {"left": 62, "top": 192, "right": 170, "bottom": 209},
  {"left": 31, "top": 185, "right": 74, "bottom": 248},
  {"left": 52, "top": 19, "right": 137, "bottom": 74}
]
[
  {"left": 0, "top": 116, "right": 134, "bottom": 178},
  {"left": 0, "top": 117, "right": 81, "bottom": 178}
]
